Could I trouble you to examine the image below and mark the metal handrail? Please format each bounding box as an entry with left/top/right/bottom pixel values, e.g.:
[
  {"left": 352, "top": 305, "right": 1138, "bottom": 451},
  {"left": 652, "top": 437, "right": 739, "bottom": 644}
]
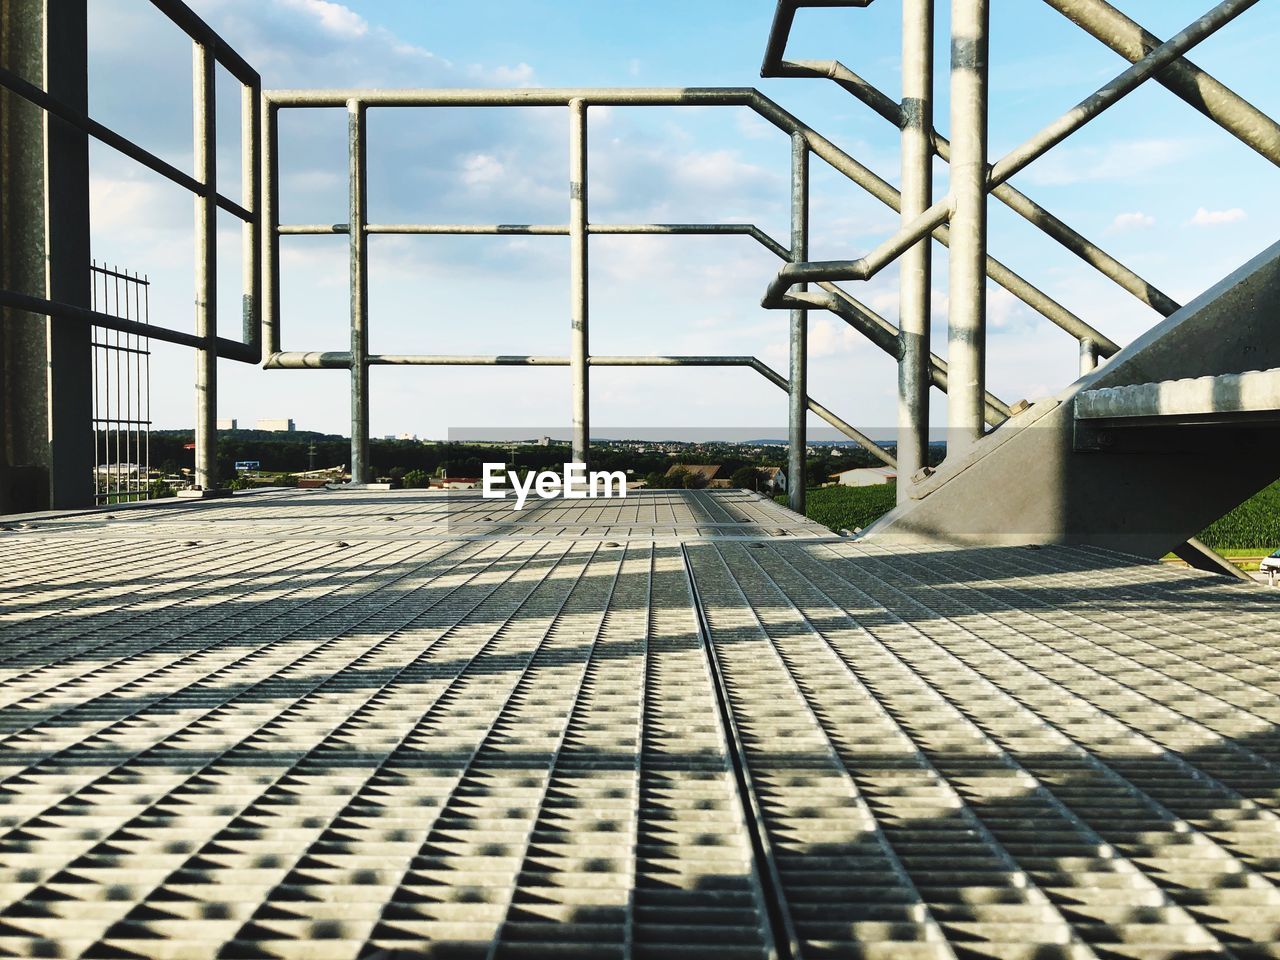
[
  {"left": 265, "top": 84, "right": 1069, "bottom": 496},
  {"left": 264, "top": 87, "right": 881, "bottom": 494},
  {"left": 264, "top": 86, "right": 1099, "bottom": 358},
  {"left": 263, "top": 352, "right": 897, "bottom": 468},
  {"left": 762, "top": 0, "right": 1261, "bottom": 309},
  {"left": 0, "top": 0, "right": 262, "bottom": 494},
  {"left": 758, "top": 0, "right": 1271, "bottom": 470}
]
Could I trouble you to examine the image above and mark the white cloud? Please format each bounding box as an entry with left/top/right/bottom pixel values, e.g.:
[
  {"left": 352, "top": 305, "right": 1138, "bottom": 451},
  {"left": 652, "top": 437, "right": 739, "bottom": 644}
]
[
  {"left": 461, "top": 154, "right": 506, "bottom": 187},
  {"left": 494, "top": 62, "right": 536, "bottom": 86},
  {"left": 1022, "top": 138, "right": 1194, "bottom": 186},
  {"left": 1110, "top": 211, "right": 1155, "bottom": 232},
  {"left": 471, "top": 62, "right": 537, "bottom": 87},
  {"left": 277, "top": 0, "right": 367, "bottom": 38},
  {"left": 1189, "top": 207, "right": 1247, "bottom": 226}
]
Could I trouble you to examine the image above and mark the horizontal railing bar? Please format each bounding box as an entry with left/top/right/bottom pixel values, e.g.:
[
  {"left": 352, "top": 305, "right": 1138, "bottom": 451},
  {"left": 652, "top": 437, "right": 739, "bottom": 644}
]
[
  {"left": 280, "top": 221, "right": 791, "bottom": 258},
  {"left": 279, "top": 224, "right": 350, "bottom": 235},
  {"left": 2, "top": 290, "right": 257, "bottom": 362},
  {"left": 89, "top": 265, "right": 151, "bottom": 285},
  {"left": 91, "top": 341, "right": 152, "bottom": 356},
  {"left": 777, "top": 57, "right": 1181, "bottom": 317},
  {"left": 149, "top": 0, "right": 259, "bottom": 87},
  {"left": 366, "top": 224, "right": 567, "bottom": 236},
  {"left": 264, "top": 348, "right": 895, "bottom": 465},
  {"left": 266, "top": 87, "right": 759, "bottom": 108},
  {"left": 266, "top": 352, "right": 767, "bottom": 369},
  {"left": 0, "top": 65, "right": 252, "bottom": 221},
  {"left": 589, "top": 223, "right": 792, "bottom": 260}
]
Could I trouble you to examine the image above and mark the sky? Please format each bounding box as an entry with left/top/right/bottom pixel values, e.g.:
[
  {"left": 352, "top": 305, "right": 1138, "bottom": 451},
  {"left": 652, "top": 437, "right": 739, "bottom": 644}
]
[{"left": 82, "top": 0, "right": 1280, "bottom": 439}]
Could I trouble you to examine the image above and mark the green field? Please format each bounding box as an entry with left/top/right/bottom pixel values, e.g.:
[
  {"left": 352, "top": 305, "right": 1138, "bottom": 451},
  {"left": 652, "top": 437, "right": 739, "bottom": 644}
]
[
  {"left": 1196, "top": 479, "right": 1280, "bottom": 551},
  {"left": 777, "top": 483, "right": 899, "bottom": 534},
  {"left": 780, "top": 479, "right": 1280, "bottom": 551}
]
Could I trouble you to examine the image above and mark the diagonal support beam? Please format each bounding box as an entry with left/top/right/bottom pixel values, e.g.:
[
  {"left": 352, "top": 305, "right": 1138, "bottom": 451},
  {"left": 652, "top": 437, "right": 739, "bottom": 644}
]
[
  {"left": 1040, "top": 0, "right": 1280, "bottom": 166},
  {"left": 811, "top": 282, "right": 1012, "bottom": 427},
  {"left": 774, "top": 58, "right": 1181, "bottom": 318},
  {"left": 763, "top": 0, "right": 1260, "bottom": 319}
]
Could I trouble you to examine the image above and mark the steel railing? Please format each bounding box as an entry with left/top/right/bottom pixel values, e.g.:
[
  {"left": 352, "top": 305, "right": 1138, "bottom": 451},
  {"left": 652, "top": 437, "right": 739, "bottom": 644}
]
[
  {"left": 759, "top": 0, "right": 1273, "bottom": 491},
  {"left": 0, "top": 0, "right": 261, "bottom": 492},
  {"left": 263, "top": 86, "right": 1036, "bottom": 505}
]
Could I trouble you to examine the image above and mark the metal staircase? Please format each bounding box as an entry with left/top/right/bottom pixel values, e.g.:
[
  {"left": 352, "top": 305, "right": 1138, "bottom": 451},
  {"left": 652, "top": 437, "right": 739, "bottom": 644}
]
[{"left": 759, "top": 0, "right": 1280, "bottom": 564}]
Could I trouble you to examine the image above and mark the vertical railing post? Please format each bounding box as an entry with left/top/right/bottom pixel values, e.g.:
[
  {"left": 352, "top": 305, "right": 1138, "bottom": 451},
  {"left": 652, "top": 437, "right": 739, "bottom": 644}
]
[
  {"left": 262, "top": 100, "right": 280, "bottom": 355},
  {"left": 243, "top": 79, "right": 262, "bottom": 358},
  {"left": 788, "top": 133, "right": 809, "bottom": 514},
  {"left": 947, "top": 0, "right": 990, "bottom": 460},
  {"left": 193, "top": 40, "right": 218, "bottom": 491},
  {"left": 898, "top": 0, "right": 935, "bottom": 498},
  {"left": 348, "top": 98, "right": 370, "bottom": 484},
  {"left": 569, "top": 99, "right": 590, "bottom": 466},
  {"left": 1079, "top": 337, "right": 1099, "bottom": 376}
]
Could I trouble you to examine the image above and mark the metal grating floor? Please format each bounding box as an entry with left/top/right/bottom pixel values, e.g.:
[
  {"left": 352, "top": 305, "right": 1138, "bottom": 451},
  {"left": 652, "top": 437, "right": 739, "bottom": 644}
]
[{"left": 2, "top": 489, "right": 1279, "bottom": 958}]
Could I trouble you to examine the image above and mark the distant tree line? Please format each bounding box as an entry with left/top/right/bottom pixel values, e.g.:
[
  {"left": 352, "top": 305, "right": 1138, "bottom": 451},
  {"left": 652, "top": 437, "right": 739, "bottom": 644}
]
[{"left": 145, "top": 430, "right": 911, "bottom": 485}]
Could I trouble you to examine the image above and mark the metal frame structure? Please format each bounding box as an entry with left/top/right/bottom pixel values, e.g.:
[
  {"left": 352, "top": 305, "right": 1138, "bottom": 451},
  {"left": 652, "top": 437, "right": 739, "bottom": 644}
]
[
  {"left": 90, "top": 262, "right": 151, "bottom": 504},
  {"left": 268, "top": 0, "right": 1260, "bottom": 505},
  {"left": 0, "top": 0, "right": 262, "bottom": 495},
  {"left": 263, "top": 86, "right": 1025, "bottom": 505},
  {"left": 761, "top": 0, "right": 1270, "bottom": 488},
  {"left": 5, "top": 0, "right": 1269, "bottom": 515}
]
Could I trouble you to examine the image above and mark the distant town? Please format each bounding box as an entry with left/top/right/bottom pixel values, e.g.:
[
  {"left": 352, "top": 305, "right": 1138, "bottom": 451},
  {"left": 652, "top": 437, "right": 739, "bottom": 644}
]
[{"left": 119, "top": 423, "right": 946, "bottom": 499}]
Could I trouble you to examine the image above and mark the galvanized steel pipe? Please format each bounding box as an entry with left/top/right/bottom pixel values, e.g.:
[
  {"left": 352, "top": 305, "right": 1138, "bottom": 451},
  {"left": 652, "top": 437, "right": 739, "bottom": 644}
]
[
  {"left": 990, "top": 0, "right": 1263, "bottom": 187},
  {"left": 788, "top": 134, "right": 809, "bottom": 513},
  {"left": 193, "top": 41, "right": 218, "bottom": 491},
  {"left": 948, "top": 0, "right": 991, "bottom": 457},
  {"left": 570, "top": 99, "right": 590, "bottom": 466},
  {"left": 348, "top": 99, "right": 370, "bottom": 484},
  {"left": 1041, "top": 0, "right": 1280, "bottom": 166},
  {"left": 898, "top": 0, "right": 935, "bottom": 500}
]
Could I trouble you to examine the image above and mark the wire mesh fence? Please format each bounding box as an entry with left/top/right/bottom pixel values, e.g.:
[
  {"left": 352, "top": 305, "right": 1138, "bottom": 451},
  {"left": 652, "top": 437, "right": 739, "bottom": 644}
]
[{"left": 90, "top": 261, "right": 151, "bottom": 504}]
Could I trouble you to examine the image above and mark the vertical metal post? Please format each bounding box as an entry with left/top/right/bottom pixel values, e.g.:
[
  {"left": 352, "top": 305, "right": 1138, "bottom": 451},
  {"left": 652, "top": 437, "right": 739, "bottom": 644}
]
[
  {"left": 898, "top": 0, "right": 934, "bottom": 499},
  {"left": 193, "top": 40, "right": 217, "bottom": 490},
  {"left": 348, "top": 98, "right": 369, "bottom": 483},
  {"left": 45, "top": 0, "right": 93, "bottom": 508},
  {"left": 262, "top": 100, "right": 280, "bottom": 355},
  {"left": 947, "top": 0, "right": 990, "bottom": 460},
  {"left": 243, "top": 80, "right": 261, "bottom": 357},
  {"left": 569, "top": 98, "right": 589, "bottom": 466},
  {"left": 788, "top": 133, "right": 809, "bottom": 514},
  {"left": 1079, "top": 337, "right": 1098, "bottom": 376}
]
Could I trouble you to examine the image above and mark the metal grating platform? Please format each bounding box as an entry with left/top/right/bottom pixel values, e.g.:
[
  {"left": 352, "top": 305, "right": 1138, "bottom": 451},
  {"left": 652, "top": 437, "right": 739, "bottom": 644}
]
[{"left": 2, "top": 489, "right": 1279, "bottom": 958}]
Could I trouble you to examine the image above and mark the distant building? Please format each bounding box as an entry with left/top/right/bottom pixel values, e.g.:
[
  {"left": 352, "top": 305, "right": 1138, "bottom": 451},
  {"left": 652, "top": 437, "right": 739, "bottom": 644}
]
[
  {"left": 397, "top": 432, "right": 418, "bottom": 442},
  {"left": 666, "top": 464, "right": 726, "bottom": 487},
  {"left": 831, "top": 466, "right": 897, "bottom": 487},
  {"left": 430, "top": 477, "right": 482, "bottom": 490},
  {"left": 757, "top": 466, "right": 787, "bottom": 493},
  {"left": 216, "top": 418, "right": 237, "bottom": 430},
  {"left": 256, "top": 418, "right": 295, "bottom": 432}
]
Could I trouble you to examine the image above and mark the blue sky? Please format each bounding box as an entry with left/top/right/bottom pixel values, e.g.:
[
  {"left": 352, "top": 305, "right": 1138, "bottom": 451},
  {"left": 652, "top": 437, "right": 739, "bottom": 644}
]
[{"left": 84, "top": 0, "right": 1280, "bottom": 438}]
